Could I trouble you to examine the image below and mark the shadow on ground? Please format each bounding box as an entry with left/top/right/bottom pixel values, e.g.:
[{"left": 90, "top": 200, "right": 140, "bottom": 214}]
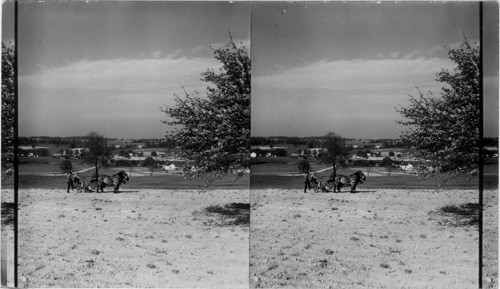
[
  {"left": 1, "top": 202, "right": 16, "bottom": 227},
  {"left": 197, "top": 202, "right": 250, "bottom": 227},
  {"left": 433, "top": 203, "right": 480, "bottom": 227},
  {"left": 77, "top": 190, "right": 141, "bottom": 194}
]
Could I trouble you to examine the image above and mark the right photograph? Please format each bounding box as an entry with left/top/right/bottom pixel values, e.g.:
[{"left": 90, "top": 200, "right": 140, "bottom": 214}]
[{"left": 250, "top": 2, "right": 497, "bottom": 289}]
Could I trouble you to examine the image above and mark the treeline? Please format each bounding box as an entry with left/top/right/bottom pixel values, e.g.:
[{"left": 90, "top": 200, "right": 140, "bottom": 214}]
[
  {"left": 250, "top": 136, "right": 329, "bottom": 147},
  {"left": 18, "top": 136, "right": 178, "bottom": 149},
  {"left": 484, "top": 137, "right": 499, "bottom": 147},
  {"left": 251, "top": 136, "right": 412, "bottom": 148},
  {"left": 140, "top": 139, "right": 177, "bottom": 148},
  {"left": 19, "top": 136, "right": 86, "bottom": 147},
  {"left": 251, "top": 148, "right": 288, "bottom": 157}
]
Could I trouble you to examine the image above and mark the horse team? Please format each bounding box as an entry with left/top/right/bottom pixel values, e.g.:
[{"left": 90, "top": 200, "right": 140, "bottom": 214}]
[
  {"left": 67, "top": 169, "right": 365, "bottom": 194},
  {"left": 309, "top": 170, "right": 366, "bottom": 193},
  {"left": 70, "top": 170, "right": 129, "bottom": 193}
]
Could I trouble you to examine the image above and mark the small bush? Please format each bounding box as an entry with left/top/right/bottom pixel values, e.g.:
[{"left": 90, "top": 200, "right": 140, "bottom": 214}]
[
  {"left": 59, "top": 159, "right": 73, "bottom": 173},
  {"left": 297, "top": 159, "right": 311, "bottom": 173}
]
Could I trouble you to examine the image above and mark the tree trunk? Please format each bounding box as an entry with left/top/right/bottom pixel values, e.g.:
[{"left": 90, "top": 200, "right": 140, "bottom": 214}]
[
  {"left": 94, "top": 160, "right": 100, "bottom": 180},
  {"left": 332, "top": 164, "right": 337, "bottom": 192}
]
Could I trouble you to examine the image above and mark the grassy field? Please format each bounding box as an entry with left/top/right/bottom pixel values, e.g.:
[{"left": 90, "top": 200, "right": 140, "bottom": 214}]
[
  {"left": 14, "top": 155, "right": 249, "bottom": 191},
  {"left": 251, "top": 173, "right": 497, "bottom": 190},
  {"left": 14, "top": 173, "right": 249, "bottom": 190}
]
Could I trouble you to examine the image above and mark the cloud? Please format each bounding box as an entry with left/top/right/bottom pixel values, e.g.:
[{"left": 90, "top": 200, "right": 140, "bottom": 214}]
[
  {"left": 254, "top": 57, "right": 454, "bottom": 94},
  {"left": 152, "top": 51, "right": 162, "bottom": 58},
  {"left": 252, "top": 56, "right": 458, "bottom": 138},
  {"left": 208, "top": 38, "right": 250, "bottom": 51},
  {"left": 189, "top": 38, "right": 250, "bottom": 55},
  {"left": 20, "top": 55, "right": 220, "bottom": 94},
  {"left": 403, "top": 50, "right": 420, "bottom": 59},
  {"left": 18, "top": 54, "right": 224, "bottom": 138},
  {"left": 390, "top": 52, "right": 400, "bottom": 59}
]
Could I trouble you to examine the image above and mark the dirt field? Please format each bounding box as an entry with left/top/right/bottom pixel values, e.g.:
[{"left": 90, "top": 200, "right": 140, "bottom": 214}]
[
  {"left": 250, "top": 188, "right": 480, "bottom": 289},
  {"left": 1, "top": 188, "right": 15, "bottom": 287},
  {"left": 483, "top": 188, "right": 499, "bottom": 289},
  {"left": 17, "top": 188, "right": 249, "bottom": 288}
]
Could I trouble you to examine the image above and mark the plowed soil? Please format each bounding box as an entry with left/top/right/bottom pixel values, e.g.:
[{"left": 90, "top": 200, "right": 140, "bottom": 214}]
[
  {"left": 17, "top": 188, "right": 249, "bottom": 288},
  {"left": 250, "top": 188, "right": 480, "bottom": 289}
]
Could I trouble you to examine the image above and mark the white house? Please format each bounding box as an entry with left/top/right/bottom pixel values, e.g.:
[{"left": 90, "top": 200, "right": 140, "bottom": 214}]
[{"left": 162, "top": 164, "right": 177, "bottom": 172}]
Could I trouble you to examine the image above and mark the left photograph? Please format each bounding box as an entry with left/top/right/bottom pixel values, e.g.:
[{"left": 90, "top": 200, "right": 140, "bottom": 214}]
[{"left": 7, "top": 2, "right": 250, "bottom": 287}]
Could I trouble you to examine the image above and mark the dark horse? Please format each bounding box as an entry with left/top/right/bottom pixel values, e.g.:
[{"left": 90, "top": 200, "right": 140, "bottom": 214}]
[
  {"left": 97, "top": 170, "right": 129, "bottom": 193},
  {"left": 328, "top": 171, "right": 366, "bottom": 193}
]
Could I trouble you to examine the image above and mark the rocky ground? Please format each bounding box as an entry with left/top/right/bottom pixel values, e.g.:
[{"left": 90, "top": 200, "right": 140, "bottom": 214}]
[
  {"left": 17, "top": 188, "right": 249, "bottom": 288},
  {"left": 1, "top": 186, "right": 497, "bottom": 288},
  {"left": 250, "top": 188, "right": 480, "bottom": 289},
  {"left": 1, "top": 189, "right": 15, "bottom": 287},
  {"left": 483, "top": 188, "right": 498, "bottom": 289}
]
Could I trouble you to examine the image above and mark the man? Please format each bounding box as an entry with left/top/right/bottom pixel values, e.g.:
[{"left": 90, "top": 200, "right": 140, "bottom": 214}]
[
  {"left": 304, "top": 170, "right": 311, "bottom": 193},
  {"left": 66, "top": 171, "right": 74, "bottom": 193},
  {"left": 310, "top": 172, "right": 319, "bottom": 190}
]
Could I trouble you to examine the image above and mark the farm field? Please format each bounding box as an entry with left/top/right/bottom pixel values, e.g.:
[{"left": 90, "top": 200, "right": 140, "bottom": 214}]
[
  {"left": 250, "top": 188, "right": 480, "bottom": 289},
  {"left": 14, "top": 156, "right": 249, "bottom": 191},
  {"left": 2, "top": 150, "right": 497, "bottom": 288},
  {"left": 250, "top": 171, "right": 496, "bottom": 190},
  {"left": 15, "top": 171, "right": 249, "bottom": 191},
  {"left": 17, "top": 188, "right": 249, "bottom": 288}
]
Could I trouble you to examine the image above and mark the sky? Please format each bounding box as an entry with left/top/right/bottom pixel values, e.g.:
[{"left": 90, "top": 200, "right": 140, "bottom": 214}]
[
  {"left": 4, "top": 2, "right": 250, "bottom": 139},
  {"left": 1, "top": 2, "right": 498, "bottom": 139},
  {"left": 251, "top": 1, "right": 498, "bottom": 138}
]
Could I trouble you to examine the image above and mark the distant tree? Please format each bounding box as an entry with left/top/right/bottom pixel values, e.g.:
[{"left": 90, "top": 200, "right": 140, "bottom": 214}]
[
  {"left": 389, "top": 151, "right": 395, "bottom": 157},
  {"left": 356, "top": 151, "right": 368, "bottom": 159},
  {"left": 274, "top": 148, "right": 288, "bottom": 157},
  {"left": 151, "top": 151, "right": 157, "bottom": 157},
  {"left": 161, "top": 35, "right": 250, "bottom": 183},
  {"left": 143, "top": 156, "right": 156, "bottom": 176},
  {"left": 1, "top": 43, "right": 15, "bottom": 183},
  {"left": 297, "top": 159, "right": 311, "bottom": 173},
  {"left": 396, "top": 37, "right": 479, "bottom": 181},
  {"left": 65, "top": 149, "right": 72, "bottom": 158},
  {"left": 381, "top": 157, "right": 393, "bottom": 166},
  {"left": 312, "top": 149, "right": 318, "bottom": 158},
  {"left": 307, "top": 139, "right": 316, "bottom": 148},
  {"left": 37, "top": 149, "right": 49, "bottom": 157},
  {"left": 59, "top": 159, "right": 73, "bottom": 174},
  {"left": 303, "top": 149, "right": 311, "bottom": 158},
  {"left": 484, "top": 137, "right": 499, "bottom": 147},
  {"left": 118, "top": 150, "right": 130, "bottom": 159},
  {"left": 381, "top": 157, "right": 393, "bottom": 176},
  {"left": 83, "top": 132, "right": 111, "bottom": 180},
  {"left": 320, "top": 132, "right": 349, "bottom": 184}
]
